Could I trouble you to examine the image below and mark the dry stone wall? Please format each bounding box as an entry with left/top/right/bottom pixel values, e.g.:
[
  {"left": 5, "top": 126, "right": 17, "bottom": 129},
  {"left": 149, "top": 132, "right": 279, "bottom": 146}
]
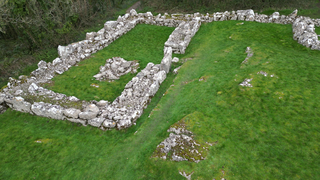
[{"left": 1, "top": 9, "right": 320, "bottom": 131}]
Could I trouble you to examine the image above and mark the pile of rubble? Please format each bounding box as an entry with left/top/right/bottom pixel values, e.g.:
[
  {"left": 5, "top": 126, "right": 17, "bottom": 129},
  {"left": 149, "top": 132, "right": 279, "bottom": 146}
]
[
  {"left": 93, "top": 57, "right": 139, "bottom": 81},
  {"left": 152, "top": 124, "right": 208, "bottom": 163}
]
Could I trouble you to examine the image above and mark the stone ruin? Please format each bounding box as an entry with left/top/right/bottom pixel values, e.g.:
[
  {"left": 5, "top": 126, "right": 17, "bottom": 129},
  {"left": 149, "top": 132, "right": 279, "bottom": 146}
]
[
  {"left": 93, "top": 57, "right": 139, "bottom": 81},
  {"left": 152, "top": 125, "right": 209, "bottom": 163},
  {"left": 1, "top": 9, "right": 320, "bottom": 131}
]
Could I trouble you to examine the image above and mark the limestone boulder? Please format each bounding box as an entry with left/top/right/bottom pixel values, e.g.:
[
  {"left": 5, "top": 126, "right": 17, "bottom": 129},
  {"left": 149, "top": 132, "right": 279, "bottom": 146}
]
[
  {"left": 37, "top": 60, "right": 47, "bottom": 69},
  {"left": 130, "top": 9, "right": 138, "bottom": 17},
  {"left": 269, "top": 12, "right": 280, "bottom": 23},
  {"left": 67, "top": 118, "right": 87, "bottom": 126},
  {"left": 117, "top": 119, "right": 132, "bottom": 129},
  {"left": 288, "top": 9, "right": 298, "bottom": 19},
  {"left": 153, "top": 70, "right": 166, "bottom": 84},
  {"left": 172, "top": 57, "right": 179, "bottom": 63},
  {"left": 161, "top": 47, "right": 172, "bottom": 73},
  {"left": 88, "top": 117, "right": 105, "bottom": 127},
  {"left": 79, "top": 104, "right": 99, "bottom": 120},
  {"left": 104, "top": 21, "right": 118, "bottom": 31},
  {"left": 28, "top": 83, "right": 39, "bottom": 94},
  {"left": 5, "top": 96, "right": 31, "bottom": 113},
  {"left": 58, "top": 45, "right": 74, "bottom": 59},
  {"left": 63, "top": 108, "right": 81, "bottom": 119},
  {"left": 103, "top": 119, "right": 117, "bottom": 128},
  {"left": 86, "top": 32, "right": 97, "bottom": 40},
  {"left": 148, "top": 81, "right": 160, "bottom": 96},
  {"left": 31, "top": 102, "right": 65, "bottom": 120},
  {"left": 96, "top": 100, "right": 109, "bottom": 107}
]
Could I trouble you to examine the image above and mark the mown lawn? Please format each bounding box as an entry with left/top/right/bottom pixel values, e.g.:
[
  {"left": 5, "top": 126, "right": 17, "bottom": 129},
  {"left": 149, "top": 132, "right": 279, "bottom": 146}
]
[{"left": 1, "top": 20, "right": 320, "bottom": 179}]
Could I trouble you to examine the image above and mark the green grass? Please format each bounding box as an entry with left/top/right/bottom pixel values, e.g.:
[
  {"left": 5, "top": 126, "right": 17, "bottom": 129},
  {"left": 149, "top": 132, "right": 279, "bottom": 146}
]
[
  {"left": 1, "top": 20, "right": 320, "bottom": 179},
  {"left": 43, "top": 24, "right": 175, "bottom": 102}
]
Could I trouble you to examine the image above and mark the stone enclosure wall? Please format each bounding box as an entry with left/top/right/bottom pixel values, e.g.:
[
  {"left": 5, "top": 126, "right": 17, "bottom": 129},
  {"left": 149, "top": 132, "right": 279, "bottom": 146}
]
[{"left": 0, "top": 9, "right": 319, "bottom": 131}]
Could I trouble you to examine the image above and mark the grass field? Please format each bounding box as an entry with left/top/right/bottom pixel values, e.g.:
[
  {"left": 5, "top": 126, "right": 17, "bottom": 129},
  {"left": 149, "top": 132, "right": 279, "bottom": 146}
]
[{"left": 1, "top": 19, "right": 320, "bottom": 179}]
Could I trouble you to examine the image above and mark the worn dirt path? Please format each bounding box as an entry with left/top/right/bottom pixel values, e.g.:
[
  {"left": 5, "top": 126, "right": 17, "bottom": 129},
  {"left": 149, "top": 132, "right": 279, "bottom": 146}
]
[{"left": 126, "top": 1, "right": 141, "bottom": 13}]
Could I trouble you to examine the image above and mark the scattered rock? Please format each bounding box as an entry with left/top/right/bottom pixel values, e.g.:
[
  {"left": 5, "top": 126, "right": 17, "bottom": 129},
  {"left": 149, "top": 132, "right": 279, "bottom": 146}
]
[
  {"left": 179, "top": 171, "right": 194, "bottom": 180},
  {"left": 239, "top": 78, "right": 253, "bottom": 87},
  {"left": 241, "top": 47, "right": 253, "bottom": 64},
  {"left": 257, "top": 71, "right": 268, "bottom": 76},
  {"left": 172, "top": 57, "right": 180, "bottom": 63},
  {"left": 173, "top": 66, "right": 182, "bottom": 74}
]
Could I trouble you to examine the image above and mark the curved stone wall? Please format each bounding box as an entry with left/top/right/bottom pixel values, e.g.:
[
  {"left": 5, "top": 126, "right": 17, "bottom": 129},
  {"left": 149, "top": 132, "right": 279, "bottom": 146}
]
[{"left": 1, "top": 9, "right": 319, "bottom": 131}]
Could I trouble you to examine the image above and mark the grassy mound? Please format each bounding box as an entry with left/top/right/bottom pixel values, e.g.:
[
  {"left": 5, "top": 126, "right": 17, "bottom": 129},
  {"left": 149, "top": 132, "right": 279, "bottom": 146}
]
[{"left": 1, "top": 20, "right": 320, "bottom": 179}]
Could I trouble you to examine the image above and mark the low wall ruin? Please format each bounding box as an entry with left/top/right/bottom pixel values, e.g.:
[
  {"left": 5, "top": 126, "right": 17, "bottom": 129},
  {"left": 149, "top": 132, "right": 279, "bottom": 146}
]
[{"left": 1, "top": 9, "right": 319, "bottom": 130}]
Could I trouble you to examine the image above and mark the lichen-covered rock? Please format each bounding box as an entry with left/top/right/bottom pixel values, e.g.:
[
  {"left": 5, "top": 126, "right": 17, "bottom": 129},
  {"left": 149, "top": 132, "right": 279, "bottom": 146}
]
[
  {"left": 148, "top": 81, "right": 160, "bottom": 96},
  {"left": 172, "top": 57, "right": 179, "bottom": 63},
  {"left": 86, "top": 32, "right": 97, "bottom": 40},
  {"left": 63, "top": 108, "right": 81, "bottom": 119},
  {"left": 79, "top": 104, "right": 99, "bottom": 120},
  {"left": 235, "top": 9, "right": 254, "bottom": 21},
  {"left": 88, "top": 117, "right": 105, "bottom": 127},
  {"left": 161, "top": 47, "right": 172, "bottom": 73},
  {"left": 58, "top": 45, "right": 74, "bottom": 59},
  {"left": 104, "top": 21, "right": 118, "bottom": 31},
  {"left": 5, "top": 96, "right": 31, "bottom": 113},
  {"left": 102, "top": 119, "right": 117, "bottom": 128},
  {"left": 67, "top": 118, "right": 87, "bottom": 126},
  {"left": 31, "top": 102, "right": 65, "bottom": 120},
  {"left": 38, "top": 60, "right": 47, "bottom": 69},
  {"left": 28, "top": 83, "right": 39, "bottom": 94},
  {"left": 117, "top": 119, "right": 132, "bottom": 129},
  {"left": 153, "top": 70, "right": 166, "bottom": 84},
  {"left": 96, "top": 100, "right": 109, "bottom": 107},
  {"left": 269, "top": 12, "right": 280, "bottom": 23}
]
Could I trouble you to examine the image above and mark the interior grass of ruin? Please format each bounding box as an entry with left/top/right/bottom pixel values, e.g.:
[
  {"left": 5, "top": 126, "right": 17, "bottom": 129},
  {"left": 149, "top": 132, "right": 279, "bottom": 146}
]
[
  {"left": 42, "top": 24, "right": 175, "bottom": 102},
  {"left": 1, "top": 19, "right": 320, "bottom": 179}
]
